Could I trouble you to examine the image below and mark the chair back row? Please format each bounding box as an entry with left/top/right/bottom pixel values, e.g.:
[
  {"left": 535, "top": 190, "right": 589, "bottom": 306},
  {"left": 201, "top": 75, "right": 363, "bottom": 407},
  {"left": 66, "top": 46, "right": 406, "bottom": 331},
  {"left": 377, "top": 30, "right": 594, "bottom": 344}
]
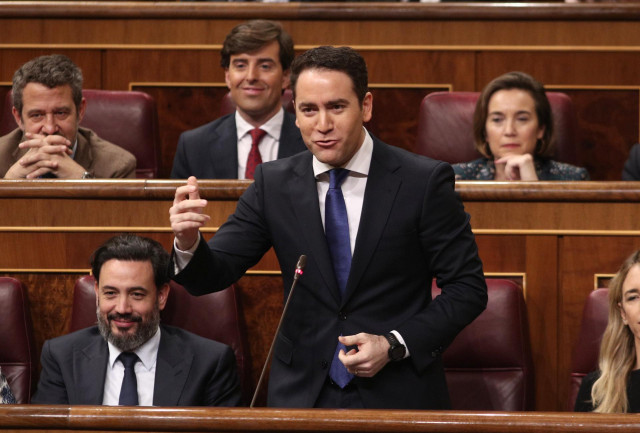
[{"left": 1, "top": 274, "right": 603, "bottom": 410}]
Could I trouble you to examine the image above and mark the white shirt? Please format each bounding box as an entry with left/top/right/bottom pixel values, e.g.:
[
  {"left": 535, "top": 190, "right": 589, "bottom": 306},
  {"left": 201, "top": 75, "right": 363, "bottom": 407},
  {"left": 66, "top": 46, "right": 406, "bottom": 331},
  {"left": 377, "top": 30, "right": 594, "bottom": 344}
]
[
  {"left": 102, "top": 328, "right": 161, "bottom": 406},
  {"left": 235, "top": 108, "right": 284, "bottom": 179}
]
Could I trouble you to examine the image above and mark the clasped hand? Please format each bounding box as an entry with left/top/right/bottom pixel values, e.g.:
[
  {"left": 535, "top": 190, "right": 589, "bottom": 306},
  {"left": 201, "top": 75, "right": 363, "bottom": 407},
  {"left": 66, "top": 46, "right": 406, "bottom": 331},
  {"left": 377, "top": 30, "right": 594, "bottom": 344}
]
[{"left": 4, "top": 132, "right": 84, "bottom": 179}]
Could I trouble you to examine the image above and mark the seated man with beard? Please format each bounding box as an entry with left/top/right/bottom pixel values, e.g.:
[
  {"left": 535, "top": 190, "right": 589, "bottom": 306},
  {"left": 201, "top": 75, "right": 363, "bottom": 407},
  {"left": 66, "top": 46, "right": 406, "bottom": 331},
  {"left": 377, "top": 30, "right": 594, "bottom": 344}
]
[{"left": 31, "top": 234, "right": 241, "bottom": 406}]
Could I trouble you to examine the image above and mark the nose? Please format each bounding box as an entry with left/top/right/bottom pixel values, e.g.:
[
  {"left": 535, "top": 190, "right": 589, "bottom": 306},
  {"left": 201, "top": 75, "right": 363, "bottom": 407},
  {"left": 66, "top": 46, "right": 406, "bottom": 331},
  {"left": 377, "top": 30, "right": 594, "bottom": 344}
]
[
  {"left": 317, "top": 110, "right": 333, "bottom": 133},
  {"left": 246, "top": 64, "right": 258, "bottom": 82},
  {"left": 114, "top": 295, "right": 132, "bottom": 314},
  {"left": 504, "top": 118, "right": 517, "bottom": 136},
  {"left": 41, "top": 113, "right": 58, "bottom": 135}
]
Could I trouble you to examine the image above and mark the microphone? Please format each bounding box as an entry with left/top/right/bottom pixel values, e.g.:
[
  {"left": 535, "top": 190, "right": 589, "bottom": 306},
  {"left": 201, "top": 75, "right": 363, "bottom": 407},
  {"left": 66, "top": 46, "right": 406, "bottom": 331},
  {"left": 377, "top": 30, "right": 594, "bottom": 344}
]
[{"left": 250, "top": 255, "right": 307, "bottom": 408}]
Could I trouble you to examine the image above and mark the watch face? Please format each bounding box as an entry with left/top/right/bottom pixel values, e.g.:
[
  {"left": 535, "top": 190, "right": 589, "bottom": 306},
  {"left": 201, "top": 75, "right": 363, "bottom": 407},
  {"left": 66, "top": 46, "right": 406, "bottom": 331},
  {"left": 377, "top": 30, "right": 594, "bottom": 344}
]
[{"left": 390, "top": 345, "right": 406, "bottom": 361}]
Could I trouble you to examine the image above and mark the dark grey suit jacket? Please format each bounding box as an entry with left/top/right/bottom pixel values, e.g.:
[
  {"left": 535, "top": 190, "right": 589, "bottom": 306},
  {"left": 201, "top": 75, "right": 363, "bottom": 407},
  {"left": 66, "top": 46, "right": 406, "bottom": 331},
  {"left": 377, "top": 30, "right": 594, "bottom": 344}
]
[
  {"left": 174, "top": 137, "right": 487, "bottom": 409},
  {"left": 31, "top": 325, "right": 242, "bottom": 406},
  {"left": 170, "top": 110, "right": 306, "bottom": 179},
  {"left": 623, "top": 143, "right": 640, "bottom": 180}
]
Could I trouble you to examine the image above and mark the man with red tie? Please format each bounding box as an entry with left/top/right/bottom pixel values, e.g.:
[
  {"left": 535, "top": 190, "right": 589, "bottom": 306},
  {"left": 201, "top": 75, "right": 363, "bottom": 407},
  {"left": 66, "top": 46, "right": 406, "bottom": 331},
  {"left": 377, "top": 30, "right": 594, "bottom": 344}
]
[{"left": 170, "top": 20, "right": 306, "bottom": 180}]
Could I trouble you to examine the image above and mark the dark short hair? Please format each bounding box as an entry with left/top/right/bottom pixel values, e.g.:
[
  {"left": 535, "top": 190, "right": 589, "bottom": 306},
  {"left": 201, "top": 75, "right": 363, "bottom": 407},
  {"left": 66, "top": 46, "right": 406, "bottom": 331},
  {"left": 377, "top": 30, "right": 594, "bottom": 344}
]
[
  {"left": 12, "top": 54, "right": 83, "bottom": 117},
  {"left": 290, "top": 46, "right": 368, "bottom": 105},
  {"left": 220, "top": 20, "right": 294, "bottom": 71},
  {"left": 90, "top": 234, "right": 170, "bottom": 290},
  {"left": 473, "top": 71, "right": 554, "bottom": 159}
]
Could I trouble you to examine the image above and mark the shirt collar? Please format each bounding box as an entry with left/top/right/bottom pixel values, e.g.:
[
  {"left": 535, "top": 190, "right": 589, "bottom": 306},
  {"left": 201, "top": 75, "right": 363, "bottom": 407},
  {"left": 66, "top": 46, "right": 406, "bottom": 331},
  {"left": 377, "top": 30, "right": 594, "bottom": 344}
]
[
  {"left": 312, "top": 127, "right": 373, "bottom": 179},
  {"left": 235, "top": 107, "right": 284, "bottom": 141},
  {"left": 108, "top": 327, "right": 161, "bottom": 371}
]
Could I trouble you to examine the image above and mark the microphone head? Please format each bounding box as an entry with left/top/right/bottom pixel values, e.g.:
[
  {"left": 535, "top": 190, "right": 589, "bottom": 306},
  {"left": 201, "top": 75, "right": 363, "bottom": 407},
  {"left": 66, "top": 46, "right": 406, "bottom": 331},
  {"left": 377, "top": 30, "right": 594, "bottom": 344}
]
[
  {"left": 294, "top": 255, "right": 307, "bottom": 277},
  {"left": 296, "top": 255, "right": 307, "bottom": 271}
]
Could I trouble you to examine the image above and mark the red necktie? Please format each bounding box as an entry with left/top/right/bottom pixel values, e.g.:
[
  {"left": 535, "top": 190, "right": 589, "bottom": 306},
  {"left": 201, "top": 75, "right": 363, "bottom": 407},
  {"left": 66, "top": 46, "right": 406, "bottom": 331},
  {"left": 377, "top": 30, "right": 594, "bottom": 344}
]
[{"left": 245, "top": 128, "right": 267, "bottom": 180}]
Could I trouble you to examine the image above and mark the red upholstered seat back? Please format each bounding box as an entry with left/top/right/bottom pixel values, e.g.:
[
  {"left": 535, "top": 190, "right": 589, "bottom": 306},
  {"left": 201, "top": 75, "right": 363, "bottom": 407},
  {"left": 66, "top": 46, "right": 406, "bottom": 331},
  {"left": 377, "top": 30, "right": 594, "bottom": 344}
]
[
  {"left": 219, "top": 89, "right": 294, "bottom": 117},
  {"left": 568, "top": 288, "right": 609, "bottom": 410},
  {"left": 0, "top": 90, "right": 161, "bottom": 178},
  {"left": 0, "top": 277, "right": 37, "bottom": 403},
  {"left": 416, "top": 91, "right": 579, "bottom": 166},
  {"left": 432, "top": 279, "right": 534, "bottom": 410},
  {"left": 70, "top": 275, "right": 252, "bottom": 402}
]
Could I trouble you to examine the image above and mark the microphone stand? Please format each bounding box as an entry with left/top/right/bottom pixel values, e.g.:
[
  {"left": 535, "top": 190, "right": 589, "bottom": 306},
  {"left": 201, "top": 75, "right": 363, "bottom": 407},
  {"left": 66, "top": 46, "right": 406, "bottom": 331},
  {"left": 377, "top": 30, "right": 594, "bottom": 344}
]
[{"left": 250, "top": 255, "right": 307, "bottom": 408}]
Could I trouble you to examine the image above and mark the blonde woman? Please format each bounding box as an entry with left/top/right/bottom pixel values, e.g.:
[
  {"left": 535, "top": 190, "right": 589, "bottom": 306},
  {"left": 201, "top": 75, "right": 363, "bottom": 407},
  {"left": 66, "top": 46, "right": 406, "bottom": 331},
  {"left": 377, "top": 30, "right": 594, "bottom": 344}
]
[{"left": 575, "top": 250, "right": 640, "bottom": 412}]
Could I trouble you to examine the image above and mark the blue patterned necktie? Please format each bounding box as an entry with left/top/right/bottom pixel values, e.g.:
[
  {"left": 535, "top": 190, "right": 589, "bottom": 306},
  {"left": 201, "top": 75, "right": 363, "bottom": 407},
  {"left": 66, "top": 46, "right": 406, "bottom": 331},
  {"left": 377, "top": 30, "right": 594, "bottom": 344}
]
[
  {"left": 118, "top": 352, "right": 140, "bottom": 405},
  {"left": 325, "top": 168, "right": 354, "bottom": 388}
]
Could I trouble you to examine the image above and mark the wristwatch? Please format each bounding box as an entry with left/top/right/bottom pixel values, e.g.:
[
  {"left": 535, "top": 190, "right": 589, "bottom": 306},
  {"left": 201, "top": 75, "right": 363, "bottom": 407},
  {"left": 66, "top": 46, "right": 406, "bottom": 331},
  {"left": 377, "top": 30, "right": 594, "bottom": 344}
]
[
  {"left": 81, "top": 171, "right": 95, "bottom": 179},
  {"left": 384, "top": 333, "right": 406, "bottom": 361}
]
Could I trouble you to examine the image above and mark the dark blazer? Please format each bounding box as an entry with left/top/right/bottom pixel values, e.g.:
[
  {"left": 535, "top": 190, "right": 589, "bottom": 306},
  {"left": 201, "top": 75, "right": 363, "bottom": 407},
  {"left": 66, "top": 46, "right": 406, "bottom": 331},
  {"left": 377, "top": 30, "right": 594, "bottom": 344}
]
[
  {"left": 623, "top": 143, "right": 640, "bottom": 180},
  {"left": 174, "top": 137, "right": 487, "bottom": 409},
  {"left": 31, "top": 325, "right": 242, "bottom": 406},
  {"left": 171, "top": 110, "right": 306, "bottom": 179}
]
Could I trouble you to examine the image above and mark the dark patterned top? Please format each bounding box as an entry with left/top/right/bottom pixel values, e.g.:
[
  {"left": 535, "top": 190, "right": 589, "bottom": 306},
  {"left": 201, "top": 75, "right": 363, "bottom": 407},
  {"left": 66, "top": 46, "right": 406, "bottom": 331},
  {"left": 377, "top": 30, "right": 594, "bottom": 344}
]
[
  {"left": 575, "top": 369, "right": 640, "bottom": 412},
  {"left": 0, "top": 371, "right": 16, "bottom": 404},
  {"left": 452, "top": 157, "right": 590, "bottom": 181}
]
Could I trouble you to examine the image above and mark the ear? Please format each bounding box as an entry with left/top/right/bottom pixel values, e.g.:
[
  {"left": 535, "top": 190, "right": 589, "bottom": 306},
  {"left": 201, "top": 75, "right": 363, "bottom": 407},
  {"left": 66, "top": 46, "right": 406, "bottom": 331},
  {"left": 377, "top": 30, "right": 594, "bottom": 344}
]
[
  {"left": 619, "top": 301, "right": 629, "bottom": 325},
  {"left": 12, "top": 106, "right": 24, "bottom": 131},
  {"left": 77, "top": 97, "right": 86, "bottom": 123},
  {"left": 224, "top": 68, "right": 231, "bottom": 90},
  {"left": 282, "top": 69, "right": 291, "bottom": 90},
  {"left": 537, "top": 124, "right": 545, "bottom": 140},
  {"left": 157, "top": 283, "right": 170, "bottom": 311},
  {"left": 362, "top": 92, "right": 373, "bottom": 123}
]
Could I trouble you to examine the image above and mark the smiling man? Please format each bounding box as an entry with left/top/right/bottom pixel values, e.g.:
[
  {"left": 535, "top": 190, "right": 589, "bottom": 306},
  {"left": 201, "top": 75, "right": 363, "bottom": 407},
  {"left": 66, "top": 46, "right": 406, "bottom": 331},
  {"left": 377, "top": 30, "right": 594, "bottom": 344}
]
[
  {"left": 169, "top": 46, "right": 487, "bottom": 409},
  {"left": 0, "top": 54, "right": 136, "bottom": 179},
  {"left": 31, "top": 234, "right": 241, "bottom": 407},
  {"left": 170, "top": 20, "right": 306, "bottom": 179}
]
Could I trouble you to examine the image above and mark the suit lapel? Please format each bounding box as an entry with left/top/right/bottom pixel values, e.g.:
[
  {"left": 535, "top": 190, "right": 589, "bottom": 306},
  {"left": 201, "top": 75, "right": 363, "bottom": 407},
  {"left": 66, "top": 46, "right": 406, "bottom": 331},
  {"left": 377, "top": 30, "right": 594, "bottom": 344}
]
[
  {"left": 73, "top": 335, "right": 108, "bottom": 405},
  {"left": 288, "top": 153, "right": 342, "bottom": 303},
  {"left": 152, "top": 327, "right": 193, "bottom": 406},
  {"left": 209, "top": 115, "right": 239, "bottom": 179},
  {"left": 344, "top": 139, "right": 401, "bottom": 304}
]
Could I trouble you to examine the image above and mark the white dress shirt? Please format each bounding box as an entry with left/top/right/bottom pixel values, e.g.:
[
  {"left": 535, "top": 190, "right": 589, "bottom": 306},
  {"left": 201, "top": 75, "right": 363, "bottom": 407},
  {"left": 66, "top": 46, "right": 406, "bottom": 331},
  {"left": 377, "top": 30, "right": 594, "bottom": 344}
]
[
  {"left": 236, "top": 108, "right": 284, "bottom": 179},
  {"left": 102, "top": 328, "right": 161, "bottom": 406}
]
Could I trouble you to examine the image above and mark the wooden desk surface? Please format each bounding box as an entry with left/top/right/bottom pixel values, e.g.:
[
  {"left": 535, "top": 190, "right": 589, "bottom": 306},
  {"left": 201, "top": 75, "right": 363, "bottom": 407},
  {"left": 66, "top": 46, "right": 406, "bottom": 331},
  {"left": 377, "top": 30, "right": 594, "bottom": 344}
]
[{"left": 2, "top": 405, "right": 640, "bottom": 432}]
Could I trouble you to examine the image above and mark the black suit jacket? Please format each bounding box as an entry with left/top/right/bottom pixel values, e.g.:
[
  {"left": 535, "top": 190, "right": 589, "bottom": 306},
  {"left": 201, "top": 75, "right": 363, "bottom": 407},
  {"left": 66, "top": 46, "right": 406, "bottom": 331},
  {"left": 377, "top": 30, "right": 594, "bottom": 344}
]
[
  {"left": 171, "top": 110, "right": 305, "bottom": 179},
  {"left": 623, "top": 143, "right": 640, "bottom": 180},
  {"left": 31, "top": 325, "right": 242, "bottom": 406},
  {"left": 174, "top": 137, "right": 487, "bottom": 409}
]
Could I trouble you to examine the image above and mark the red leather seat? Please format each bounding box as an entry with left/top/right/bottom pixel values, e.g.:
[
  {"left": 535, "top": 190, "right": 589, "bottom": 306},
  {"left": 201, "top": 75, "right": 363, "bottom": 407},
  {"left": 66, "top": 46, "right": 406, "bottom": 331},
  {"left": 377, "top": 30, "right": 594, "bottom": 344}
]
[
  {"left": 70, "top": 275, "right": 251, "bottom": 402},
  {"left": 568, "top": 288, "right": 609, "bottom": 410},
  {"left": 219, "top": 89, "right": 294, "bottom": 117},
  {"left": 416, "top": 91, "right": 579, "bottom": 166},
  {"left": 0, "top": 277, "right": 37, "bottom": 403},
  {"left": 0, "top": 89, "right": 161, "bottom": 178},
  {"left": 432, "top": 279, "right": 534, "bottom": 410}
]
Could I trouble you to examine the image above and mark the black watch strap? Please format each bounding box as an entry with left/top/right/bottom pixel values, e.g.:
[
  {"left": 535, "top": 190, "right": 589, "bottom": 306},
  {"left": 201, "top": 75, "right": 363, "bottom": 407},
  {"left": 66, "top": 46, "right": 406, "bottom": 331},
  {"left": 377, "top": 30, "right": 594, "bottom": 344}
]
[{"left": 384, "top": 332, "right": 406, "bottom": 361}]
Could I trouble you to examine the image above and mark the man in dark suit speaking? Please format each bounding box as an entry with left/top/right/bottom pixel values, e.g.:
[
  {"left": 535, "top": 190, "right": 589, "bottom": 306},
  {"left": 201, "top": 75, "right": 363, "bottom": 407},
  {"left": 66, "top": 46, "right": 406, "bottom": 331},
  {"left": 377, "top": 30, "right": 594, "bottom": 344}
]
[
  {"left": 170, "top": 46, "right": 487, "bottom": 409},
  {"left": 171, "top": 20, "right": 306, "bottom": 179},
  {"left": 31, "top": 234, "right": 241, "bottom": 406}
]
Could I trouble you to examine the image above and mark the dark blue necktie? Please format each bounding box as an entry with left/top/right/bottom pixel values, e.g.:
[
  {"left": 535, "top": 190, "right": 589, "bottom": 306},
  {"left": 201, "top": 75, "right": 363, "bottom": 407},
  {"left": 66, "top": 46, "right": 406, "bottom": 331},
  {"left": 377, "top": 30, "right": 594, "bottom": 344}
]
[
  {"left": 118, "top": 352, "right": 140, "bottom": 406},
  {"left": 325, "top": 168, "right": 354, "bottom": 388}
]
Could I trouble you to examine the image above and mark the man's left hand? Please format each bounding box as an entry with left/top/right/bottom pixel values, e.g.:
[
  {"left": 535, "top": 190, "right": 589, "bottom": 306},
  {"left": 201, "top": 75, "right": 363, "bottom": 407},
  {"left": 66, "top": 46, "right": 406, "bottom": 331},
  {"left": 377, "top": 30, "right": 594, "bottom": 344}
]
[{"left": 337, "top": 333, "right": 390, "bottom": 378}]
